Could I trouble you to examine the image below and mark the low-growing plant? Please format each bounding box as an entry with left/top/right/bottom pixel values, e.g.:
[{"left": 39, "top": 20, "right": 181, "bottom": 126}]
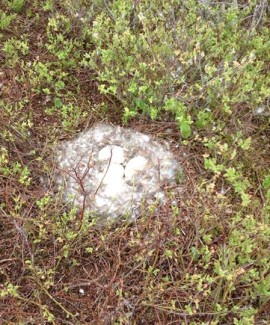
[
  {"left": 0, "top": 11, "right": 17, "bottom": 29},
  {"left": 9, "top": 0, "right": 25, "bottom": 13}
]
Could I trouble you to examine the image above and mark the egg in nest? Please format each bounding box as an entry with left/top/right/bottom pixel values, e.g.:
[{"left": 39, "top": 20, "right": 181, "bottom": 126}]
[{"left": 56, "top": 123, "right": 181, "bottom": 221}]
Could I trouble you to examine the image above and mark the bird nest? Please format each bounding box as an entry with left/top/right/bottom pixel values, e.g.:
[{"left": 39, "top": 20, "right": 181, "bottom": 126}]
[{"left": 56, "top": 123, "right": 182, "bottom": 221}]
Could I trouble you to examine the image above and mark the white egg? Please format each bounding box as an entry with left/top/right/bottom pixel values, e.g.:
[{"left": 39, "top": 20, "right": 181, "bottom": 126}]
[
  {"left": 98, "top": 145, "right": 125, "bottom": 164},
  {"left": 104, "top": 180, "right": 125, "bottom": 197},
  {"left": 125, "top": 156, "right": 148, "bottom": 180},
  {"left": 99, "top": 163, "right": 125, "bottom": 185}
]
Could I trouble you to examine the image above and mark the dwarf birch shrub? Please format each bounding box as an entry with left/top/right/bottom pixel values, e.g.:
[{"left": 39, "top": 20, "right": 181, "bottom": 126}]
[{"left": 79, "top": 0, "right": 269, "bottom": 136}]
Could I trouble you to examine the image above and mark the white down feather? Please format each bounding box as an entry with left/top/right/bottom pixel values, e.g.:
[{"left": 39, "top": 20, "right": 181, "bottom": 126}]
[{"left": 56, "top": 123, "right": 181, "bottom": 220}]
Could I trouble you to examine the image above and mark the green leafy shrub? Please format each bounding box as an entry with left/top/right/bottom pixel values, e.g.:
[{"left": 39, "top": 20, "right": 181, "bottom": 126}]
[
  {"left": 0, "top": 11, "right": 16, "bottom": 29},
  {"left": 80, "top": 0, "right": 269, "bottom": 138}
]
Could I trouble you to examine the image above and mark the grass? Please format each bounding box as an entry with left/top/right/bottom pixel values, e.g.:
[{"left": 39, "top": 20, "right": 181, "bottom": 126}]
[{"left": 0, "top": 0, "right": 270, "bottom": 324}]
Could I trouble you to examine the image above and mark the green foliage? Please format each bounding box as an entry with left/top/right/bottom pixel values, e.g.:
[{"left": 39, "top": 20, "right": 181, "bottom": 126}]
[
  {"left": 0, "top": 283, "right": 19, "bottom": 298},
  {"left": 0, "top": 146, "right": 31, "bottom": 186},
  {"left": 3, "top": 35, "right": 29, "bottom": 66},
  {"left": 263, "top": 173, "right": 270, "bottom": 190},
  {"left": 0, "top": 11, "right": 17, "bottom": 29},
  {"left": 9, "top": 0, "right": 25, "bottom": 12},
  {"left": 80, "top": 0, "right": 269, "bottom": 140}
]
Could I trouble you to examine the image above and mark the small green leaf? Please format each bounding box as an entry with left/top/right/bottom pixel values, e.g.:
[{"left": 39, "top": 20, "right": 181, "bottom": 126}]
[
  {"left": 180, "top": 121, "right": 191, "bottom": 138},
  {"left": 263, "top": 175, "right": 270, "bottom": 189},
  {"left": 11, "top": 0, "right": 25, "bottom": 13},
  {"left": 239, "top": 137, "right": 252, "bottom": 150},
  {"left": 165, "top": 249, "right": 173, "bottom": 259},
  {"left": 54, "top": 97, "right": 62, "bottom": 108},
  {"left": 55, "top": 80, "right": 65, "bottom": 90}
]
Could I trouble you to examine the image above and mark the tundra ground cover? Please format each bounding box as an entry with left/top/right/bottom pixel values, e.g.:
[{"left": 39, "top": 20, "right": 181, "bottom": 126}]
[{"left": 0, "top": 0, "right": 270, "bottom": 323}]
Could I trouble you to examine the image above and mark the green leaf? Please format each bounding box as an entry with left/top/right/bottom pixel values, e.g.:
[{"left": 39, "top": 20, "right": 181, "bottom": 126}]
[
  {"left": 55, "top": 80, "right": 65, "bottom": 90},
  {"left": 180, "top": 121, "right": 191, "bottom": 138},
  {"left": 11, "top": 0, "right": 25, "bottom": 13},
  {"left": 204, "top": 158, "right": 224, "bottom": 174},
  {"left": 263, "top": 175, "right": 270, "bottom": 189},
  {"left": 54, "top": 97, "right": 62, "bottom": 108},
  {"left": 165, "top": 249, "right": 173, "bottom": 259}
]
